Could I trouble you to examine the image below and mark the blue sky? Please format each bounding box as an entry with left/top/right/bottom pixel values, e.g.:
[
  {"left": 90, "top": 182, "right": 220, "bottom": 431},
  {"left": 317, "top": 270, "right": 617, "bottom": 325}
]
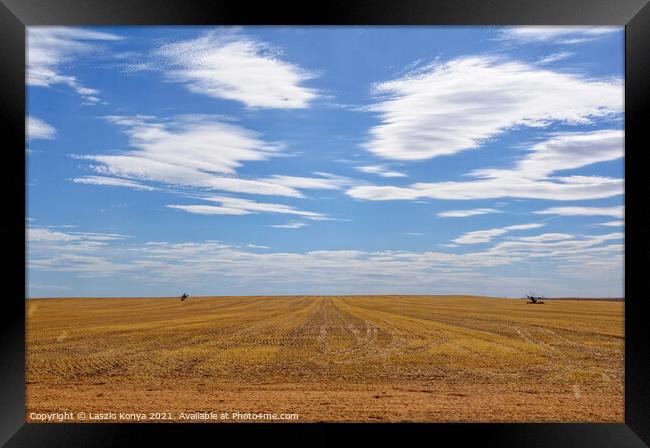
[{"left": 26, "top": 26, "right": 624, "bottom": 298}]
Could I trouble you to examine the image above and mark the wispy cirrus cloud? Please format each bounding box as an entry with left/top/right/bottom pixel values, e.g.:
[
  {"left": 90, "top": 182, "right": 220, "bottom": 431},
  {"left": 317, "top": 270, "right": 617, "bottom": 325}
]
[
  {"left": 263, "top": 173, "right": 355, "bottom": 190},
  {"left": 95, "top": 114, "right": 281, "bottom": 176},
  {"left": 471, "top": 130, "right": 624, "bottom": 180},
  {"left": 27, "top": 27, "right": 122, "bottom": 104},
  {"left": 247, "top": 244, "right": 270, "bottom": 249},
  {"left": 269, "top": 222, "right": 307, "bottom": 229},
  {"left": 497, "top": 26, "right": 620, "bottom": 45},
  {"left": 76, "top": 115, "right": 349, "bottom": 199},
  {"left": 596, "top": 220, "right": 624, "bottom": 227},
  {"left": 508, "top": 233, "right": 574, "bottom": 243},
  {"left": 166, "top": 204, "right": 249, "bottom": 216},
  {"left": 363, "top": 56, "right": 621, "bottom": 162},
  {"left": 27, "top": 116, "right": 56, "bottom": 140},
  {"left": 133, "top": 29, "right": 319, "bottom": 109},
  {"left": 437, "top": 208, "right": 501, "bottom": 218},
  {"left": 72, "top": 175, "right": 157, "bottom": 191},
  {"left": 534, "top": 205, "right": 624, "bottom": 218},
  {"left": 28, "top": 227, "right": 129, "bottom": 242},
  {"left": 168, "top": 195, "right": 326, "bottom": 219},
  {"left": 348, "top": 130, "right": 623, "bottom": 201},
  {"left": 489, "top": 232, "right": 623, "bottom": 259},
  {"left": 537, "top": 52, "right": 574, "bottom": 65},
  {"left": 355, "top": 165, "right": 407, "bottom": 178},
  {"left": 27, "top": 225, "right": 623, "bottom": 296},
  {"left": 453, "top": 223, "right": 544, "bottom": 245},
  {"left": 28, "top": 227, "right": 79, "bottom": 242},
  {"left": 27, "top": 227, "right": 131, "bottom": 277}
]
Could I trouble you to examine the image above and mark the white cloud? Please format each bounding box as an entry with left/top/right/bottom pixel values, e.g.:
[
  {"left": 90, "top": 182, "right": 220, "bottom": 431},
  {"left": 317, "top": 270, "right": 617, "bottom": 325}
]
[
  {"left": 152, "top": 30, "right": 318, "bottom": 109},
  {"left": 597, "top": 220, "right": 624, "bottom": 227},
  {"left": 508, "top": 233, "right": 574, "bottom": 242},
  {"left": 26, "top": 116, "right": 56, "bottom": 141},
  {"left": 79, "top": 115, "right": 302, "bottom": 195},
  {"left": 498, "top": 26, "right": 620, "bottom": 45},
  {"left": 168, "top": 195, "right": 326, "bottom": 219},
  {"left": 269, "top": 222, "right": 307, "bottom": 229},
  {"left": 472, "top": 130, "right": 624, "bottom": 180},
  {"left": 66, "top": 231, "right": 131, "bottom": 241},
  {"left": 363, "top": 56, "right": 621, "bottom": 161},
  {"left": 504, "top": 223, "right": 544, "bottom": 230},
  {"left": 355, "top": 165, "right": 407, "bottom": 178},
  {"left": 487, "top": 232, "right": 623, "bottom": 259},
  {"left": 534, "top": 206, "right": 624, "bottom": 218},
  {"left": 72, "top": 176, "right": 156, "bottom": 191},
  {"left": 27, "top": 227, "right": 623, "bottom": 296},
  {"left": 28, "top": 227, "right": 78, "bottom": 242},
  {"left": 166, "top": 205, "right": 250, "bottom": 216},
  {"left": 348, "top": 130, "right": 623, "bottom": 202},
  {"left": 204, "top": 196, "right": 324, "bottom": 218},
  {"left": 537, "top": 52, "right": 574, "bottom": 65},
  {"left": 437, "top": 208, "right": 500, "bottom": 218},
  {"left": 453, "top": 223, "right": 544, "bottom": 244},
  {"left": 27, "top": 227, "right": 131, "bottom": 277},
  {"left": 27, "top": 27, "right": 122, "bottom": 103},
  {"left": 73, "top": 115, "right": 355, "bottom": 223},
  {"left": 27, "top": 228, "right": 129, "bottom": 243},
  {"left": 263, "top": 173, "right": 355, "bottom": 190},
  {"left": 79, "top": 115, "right": 356, "bottom": 201},
  {"left": 100, "top": 114, "right": 280, "bottom": 174},
  {"left": 348, "top": 172, "right": 622, "bottom": 202},
  {"left": 453, "top": 228, "right": 508, "bottom": 244}
]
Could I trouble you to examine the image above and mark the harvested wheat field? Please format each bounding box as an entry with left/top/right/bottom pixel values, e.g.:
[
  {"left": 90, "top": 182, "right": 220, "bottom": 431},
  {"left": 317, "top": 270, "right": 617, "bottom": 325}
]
[{"left": 26, "top": 295, "right": 623, "bottom": 423}]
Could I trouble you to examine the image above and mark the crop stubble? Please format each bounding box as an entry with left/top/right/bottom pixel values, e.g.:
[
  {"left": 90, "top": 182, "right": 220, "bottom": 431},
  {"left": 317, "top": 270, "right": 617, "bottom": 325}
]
[{"left": 26, "top": 295, "right": 623, "bottom": 422}]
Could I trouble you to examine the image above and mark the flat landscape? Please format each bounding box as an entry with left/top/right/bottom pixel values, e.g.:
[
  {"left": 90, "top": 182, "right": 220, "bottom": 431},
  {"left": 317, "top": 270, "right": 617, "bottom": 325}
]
[{"left": 26, "top": 296, "right": 624, "bottom": 422}]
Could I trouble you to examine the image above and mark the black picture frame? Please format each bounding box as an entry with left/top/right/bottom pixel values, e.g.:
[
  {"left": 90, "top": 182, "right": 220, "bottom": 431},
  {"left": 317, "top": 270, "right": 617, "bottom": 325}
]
[{"left": 2, "top": 0, "right": 648, "bottom": 445}]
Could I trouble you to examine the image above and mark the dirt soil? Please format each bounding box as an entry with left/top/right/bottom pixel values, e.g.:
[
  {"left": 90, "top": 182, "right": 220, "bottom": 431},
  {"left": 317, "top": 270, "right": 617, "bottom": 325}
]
[{"left": 26, "top": 295, "right": 624, "bottom": 423}]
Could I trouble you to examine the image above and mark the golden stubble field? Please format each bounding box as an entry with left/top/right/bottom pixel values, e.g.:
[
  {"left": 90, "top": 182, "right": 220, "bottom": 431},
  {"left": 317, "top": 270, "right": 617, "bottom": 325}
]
[{"left": 26, "top": 295, "right": 623, "bottom": 422}]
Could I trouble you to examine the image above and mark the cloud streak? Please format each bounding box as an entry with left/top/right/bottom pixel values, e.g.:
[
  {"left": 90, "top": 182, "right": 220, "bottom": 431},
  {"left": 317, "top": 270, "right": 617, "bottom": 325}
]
[
  {"left": 355, "top": 165, "right": 407, "bottom": 178},
  {"left": 537, "top": 52, "right": 574, "bottom": 65},
  {"left": 72, "top": 176, "right": 157, "bottom": 191},
  {"left": 77, "top": 115, "right": 347, "bottom": 199},
  {"left": 363, "top": 56, "right": 621, "bottom": 161},
  {"left": 27, "top": 226, "right": 623, "bottom": 296},
  {"left": 534, "top": 206, "right": 624, "bottom": 218},
  {"left": 348, "top": 130, "right": 623, "bottom": 202},
  {"left": 149, "top": 30, "right": 318, "bottom": 109},
  {"left": 269, "top": 222, "right": 307, "bottom": 229},
  {"left": 437, "top": 208, "right": 501, "bottom": 218},
  {"left": 453, "top": 223, "right": 544, "bottom": 244},
  {"left": 27, "top": 116, "right": 56, "bottom": 140},
  {"left": 168, "top": 195, "right": 326, "bottom": 219},
  {"left": 27, "top": 27, "right": 122, "bottom": 103},
  {"left": 498, "top": 26, "right": 620, "bottom": 45}
]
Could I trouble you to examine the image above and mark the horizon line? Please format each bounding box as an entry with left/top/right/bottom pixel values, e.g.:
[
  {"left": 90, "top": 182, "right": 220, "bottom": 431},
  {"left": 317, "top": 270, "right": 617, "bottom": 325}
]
[{"left": 25, "top": 294, "right": 625, "bottom": 300}]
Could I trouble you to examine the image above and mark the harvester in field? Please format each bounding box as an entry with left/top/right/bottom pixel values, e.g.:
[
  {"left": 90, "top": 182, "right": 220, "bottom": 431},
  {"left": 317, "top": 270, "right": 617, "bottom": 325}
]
[
  {"left": 180, "top": 293, "right": 189, "bottom": 302},
  {"left": 525, "top": 293, "right": 545, "bottom": 304}
]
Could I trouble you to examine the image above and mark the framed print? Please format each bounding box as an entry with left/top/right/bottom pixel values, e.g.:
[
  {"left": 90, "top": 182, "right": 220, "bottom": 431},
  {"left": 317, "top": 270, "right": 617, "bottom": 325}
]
[{"left": 2, "top": 0, "right": 649, "bottom": 445}]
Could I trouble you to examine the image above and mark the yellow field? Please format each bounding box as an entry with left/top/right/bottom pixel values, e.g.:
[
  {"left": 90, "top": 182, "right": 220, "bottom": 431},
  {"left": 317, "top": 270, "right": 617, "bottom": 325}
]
[{"left": 26, "top": 296, "right": 623, "bottom": 422}]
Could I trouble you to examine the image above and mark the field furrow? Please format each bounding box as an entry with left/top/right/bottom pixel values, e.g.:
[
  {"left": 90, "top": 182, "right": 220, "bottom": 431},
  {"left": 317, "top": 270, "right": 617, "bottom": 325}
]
[{"left": 26, "top": 296, "right": 623, "bottom": 422}]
